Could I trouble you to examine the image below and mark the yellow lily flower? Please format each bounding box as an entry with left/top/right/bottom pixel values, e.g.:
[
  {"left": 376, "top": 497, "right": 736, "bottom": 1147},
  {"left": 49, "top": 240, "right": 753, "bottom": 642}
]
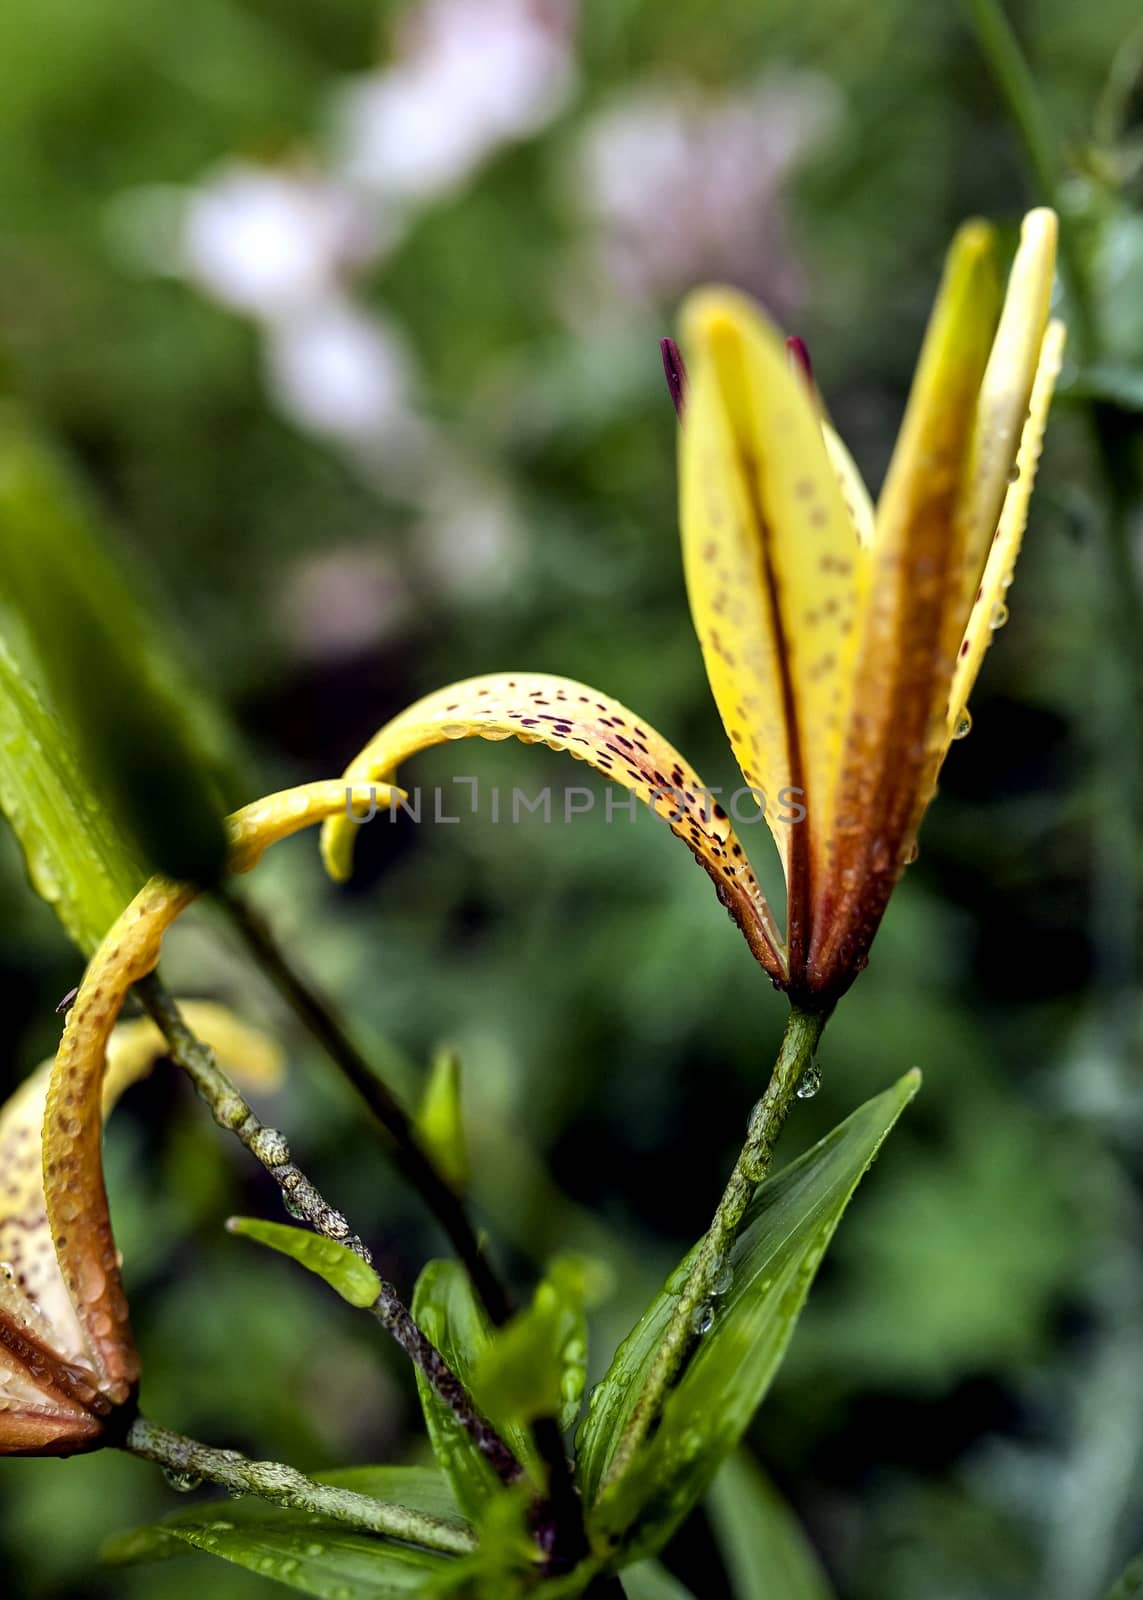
[
  {"left": 319, "top": 210, "right": 1064, "bottom": 1005},
  {"left": 0, "top": 780, "right": 389, "bottom": 1455}
]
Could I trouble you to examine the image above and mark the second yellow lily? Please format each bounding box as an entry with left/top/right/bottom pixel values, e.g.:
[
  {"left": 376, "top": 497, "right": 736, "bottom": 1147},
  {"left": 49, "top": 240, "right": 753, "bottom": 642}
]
[{"left": 320, "top": 210, "right": 1064, "bottom": 1006}]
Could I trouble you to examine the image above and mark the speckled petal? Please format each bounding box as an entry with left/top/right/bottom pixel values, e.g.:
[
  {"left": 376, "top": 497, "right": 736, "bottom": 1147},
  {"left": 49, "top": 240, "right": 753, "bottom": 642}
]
[
  {"left": 678, "top": 289, "right": 870, "bottom": 975},
  {"left": 41, "top": 780, "right": 394, "bottom": 1405},
  {"left": 948, "top": 318, "right": 1065, "bottom": 736},
  {"left": 318, "top": 673, "right": 786, "bottom": 982},
  {"left": 807, "top": 222, "right": 1002, "bottom": 999}
]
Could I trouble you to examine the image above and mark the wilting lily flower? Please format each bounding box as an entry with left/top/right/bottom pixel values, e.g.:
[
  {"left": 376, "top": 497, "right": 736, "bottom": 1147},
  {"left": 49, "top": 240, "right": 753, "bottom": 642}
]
[
  {"left": 0, "top": 780, "right": 389, "bottom": 1455},
  {"left": 0, "top": 1005, "right": 281, "bottom": 1454},
  {"left": 320, "top": 211, "right": 1064, "bottom": 1005}
]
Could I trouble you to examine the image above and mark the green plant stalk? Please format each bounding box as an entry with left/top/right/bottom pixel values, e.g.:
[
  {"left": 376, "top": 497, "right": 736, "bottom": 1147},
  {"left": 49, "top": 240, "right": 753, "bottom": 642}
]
[
  {"left": 216, "top": 884, "right": 512, "bottom": 1324},
  {"left": 120, "top": 1417, "right": 477, "bottom": 1557},
  {"left": 214, "top": 887, "right": 592, "bottom": 1566},
  {"left": 136, "top": 974, "right": 523, "bottom": 1490},
  {"left": 600, "top": 1005, "right": 827, "bottom": 1498},
  {"left": 962, "top": 0, "right": 1094, "bottom": 353}
]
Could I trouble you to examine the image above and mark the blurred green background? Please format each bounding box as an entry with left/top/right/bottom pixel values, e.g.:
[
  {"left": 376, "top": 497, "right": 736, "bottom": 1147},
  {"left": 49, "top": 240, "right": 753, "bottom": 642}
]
[{"left": 1, "top": 1, "right": 1142, "bottom": 1596}]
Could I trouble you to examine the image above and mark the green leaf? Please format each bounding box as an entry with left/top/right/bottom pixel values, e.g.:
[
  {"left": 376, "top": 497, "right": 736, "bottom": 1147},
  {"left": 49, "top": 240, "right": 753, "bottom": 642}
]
[
  {"left": 0, "top": 637, "right": 142, "bottom": 952},
  {"left": 412, "top": 1259, "right": 541, "bottom": 1520},
  {"left": 1106, "top": 1553, "right": 1143, "bottom": 1599},
  {"left": 473, "top": 1254, "right": 602, "bottom": 1434},
  {"left": 707, "top": 1451, "right": 834, "bottom": 1600},
  {"left": 576, "top": 1070, "right": 920, "bottom": 1559},
  {"left": 621, "top": 1561, "right": 698, "bottom": 1599},
  {"left": 0, "top": 403, "right": 231, "bottom": 887},
  {"left": 226, "top": 1217, "right": 382, "bottom": 1308},
  {"left": 419, "top": 1047, "right": 469, "bottom": 1190},
  {"left": 102, "top": 1486, "right": 457, "bottom": 1597}
]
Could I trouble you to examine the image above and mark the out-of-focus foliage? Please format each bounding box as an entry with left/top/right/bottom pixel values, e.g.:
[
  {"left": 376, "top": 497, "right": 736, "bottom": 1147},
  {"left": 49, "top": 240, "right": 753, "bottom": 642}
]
[{"left": 0, "top": 0, "right": 1141, "bottom": 1597}]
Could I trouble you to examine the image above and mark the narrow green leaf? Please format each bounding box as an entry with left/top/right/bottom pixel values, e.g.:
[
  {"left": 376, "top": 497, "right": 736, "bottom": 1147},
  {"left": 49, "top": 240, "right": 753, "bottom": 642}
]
[
  {"left": 0, "top": 403, "right": 231, "bottom": 887},
  {"left": 315, "top": 1466, "right": 461, "bottom": 1522},
  {"left": 621, "top": 1561, "right": 698, "bottom": 1599},
  {"left": 577, "top": 1071, "right": 920, "bottom": 1558},
  {"left": 707, "top": 1451, "right": 834, "bottom": 1600},
  {"left": 226, "top": 1217, "right": 382, "bottom": 1308},
  {"left": 0, "top": 638, "right": 142, "bottom": 952},
  {"left": 412, "top": 1259, "right": 540, "bottom": 1520},
  {"left": 473, "top": 1254, "right": 600, "bottom": 1433},
  {"left": 419, "top": 1047, "right": 468, "bottom": 1190},
  {"left": 102, "top": 1506, "right": 454, "bottom": 1597},
  {"left": 1106, "top": 1553, "right": 1143, "bottom": 1599}
]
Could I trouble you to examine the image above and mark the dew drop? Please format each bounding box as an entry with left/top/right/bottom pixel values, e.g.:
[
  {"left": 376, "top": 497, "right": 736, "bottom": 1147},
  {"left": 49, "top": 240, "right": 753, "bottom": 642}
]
[
  {"left": 796, "top": 1063, "right": 822, "bottom": 1100},
  {"left": 440, "top": 723, "right": 467, "bottom": 740},
  {"left": 906, "top": 840, "right": 920, "bottom": 865},
  {"left": 282, "top": 1193, "right": 306, "bottom": 1220},
  {"left": 1007, "top": 463, "right": 1020, "bottom": 484},
  {"left": 162, "top": 1467, "right": 203, "bottom": 1493},
  {"left": 690, "top": 1301, "right": 715, "bottom": 1335},
  {"left": 711, "top": 1259, "right": 734, "bottom": 1297},
  {"left": 989, "top": 602, "right": 1009, "bottom": 630},
  {"left": 953, "top": 709, "right": 973, "bottom": 740}
]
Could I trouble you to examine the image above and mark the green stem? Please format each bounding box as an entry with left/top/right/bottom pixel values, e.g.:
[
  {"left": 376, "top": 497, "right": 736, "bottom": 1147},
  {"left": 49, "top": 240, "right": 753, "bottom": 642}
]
[
  {"left": 600, "top": 1005, "right": 827, "bottom": 1497},
  {"left": 963, "top": 0, "right": 1094, "bottom": 353},
  {"left": 121, "top": 1416, "right": 477, "bottom": 1557},
  {"left": 136, "top": 975, "right": 523, "bottom": 1491},
  {"left": 216, "top": 884, "right": 512, "bottom": 1326}
]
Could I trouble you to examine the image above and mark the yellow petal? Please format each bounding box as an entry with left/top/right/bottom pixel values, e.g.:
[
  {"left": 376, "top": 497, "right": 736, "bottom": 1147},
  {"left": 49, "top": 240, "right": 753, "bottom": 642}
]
[
  {"left": 318, "top": 672, "right": 785, "bottom": 981},
  {"left": 955, "top": 208, "right": 1057, "bottom": 625},
  {"left": 40, "top": 780, "right": 395, "bottom": 1405},
  {"left": 948, "top": 318, "right": 1066, "bottom": 733},
  {"left": 679, "top": 288, "right": 869, "bottom": 971},
  {"left": 822, "top": 420, "right": 874, "bottom": 550},
  {"left": 808, "top": 222, "right": 1002, "bottom": 998}
]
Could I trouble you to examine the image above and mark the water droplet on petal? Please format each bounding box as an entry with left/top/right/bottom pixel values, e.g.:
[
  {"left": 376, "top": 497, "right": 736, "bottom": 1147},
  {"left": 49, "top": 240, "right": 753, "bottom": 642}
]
[
  {"left": 953, "top": 709, "right": 973, "bottom": 740},
  {"left": 989, "top": 602, "right": 1009, "bottom": 630},
  {"left": 796, "top": 1063, "right": 822, "bottom": 1100},
  {"left": 1007, "top": 463, "right": 1020, "bottom": 484}
]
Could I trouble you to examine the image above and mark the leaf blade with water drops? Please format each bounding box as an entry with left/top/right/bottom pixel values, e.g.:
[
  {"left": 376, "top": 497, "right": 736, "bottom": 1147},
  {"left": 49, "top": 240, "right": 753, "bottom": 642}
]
[
  {"left": 225, "top": 1216, "right": 383, "bottom": 1308},
  {"left": 576, "top": 1069, "right": 920, "bottom": 1560}
]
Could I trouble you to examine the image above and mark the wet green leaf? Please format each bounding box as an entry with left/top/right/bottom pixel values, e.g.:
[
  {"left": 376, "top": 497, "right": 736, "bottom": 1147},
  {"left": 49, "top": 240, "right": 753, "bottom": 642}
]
[
  {"left": 0, "top": 403, "right": 231, "bottom": 887},
  {"left": 411, "top": 1259, "right": 541, "bottom": 1520},
  {"left": 707, "top": 1451, "right": 834, "bottom": 1600},
  {"left": 473, "top": 1254, "right": 602, "bottom": 1433},
  {"left": 102, "top": 1476, "right": 457, "bottom": 1597},
  {"left": 419, "top": 1047, "right": 469, "bottom": 1191},
  {"left": 226, "top": 1217, "right": 382, "bottom": 1308},
  {"left": 576, "top": 1071, "right": 920, "bottom": 1559},
  {"left": 0, "top": 637, "right": 142, "bottom": 951}
]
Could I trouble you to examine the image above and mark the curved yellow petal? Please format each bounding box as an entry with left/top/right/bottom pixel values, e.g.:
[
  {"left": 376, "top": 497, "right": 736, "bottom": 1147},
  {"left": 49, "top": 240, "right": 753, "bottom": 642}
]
[
  {"left": 678, "top": 288, "right": 869, "bottom": 972},
  {"left": 807, "top": 222, "right": 1002, "bottom": 999},
  {"left": 0, "top": 1003, "right": 285, "bottom": 1418},
  {"left": 948, "top": 318, "right": 1066, "bottom": 734},
  {"left": 955, "top": 209, "right": 1057, "bottom": 624},
  {"left": 319, "top": 673, "right": 786, "bottom": 982},
  {"left": 40, "top": 780, "right": 393, "bottom": 1405}
]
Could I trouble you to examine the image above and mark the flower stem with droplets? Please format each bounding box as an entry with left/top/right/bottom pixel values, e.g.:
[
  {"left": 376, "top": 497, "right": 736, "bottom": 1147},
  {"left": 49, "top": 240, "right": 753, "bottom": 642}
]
[
  {"left": 599, "top": 1004, "right": 828, "bottom": 1500},
  {"left": 120, "top": 1416, "right": 478, "bottom": 1556},
  {"left": 135, "top": 975, "right": 523, "bottom": 1490}
]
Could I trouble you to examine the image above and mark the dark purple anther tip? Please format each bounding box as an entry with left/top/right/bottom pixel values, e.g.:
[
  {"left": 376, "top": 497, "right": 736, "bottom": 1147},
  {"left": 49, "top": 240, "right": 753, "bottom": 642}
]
[
  {"left": 660, "top": 337, "right": 688, "bottom": 420},
  {"left": 786, "top": 335, "right": 814, "bottom": 391}
]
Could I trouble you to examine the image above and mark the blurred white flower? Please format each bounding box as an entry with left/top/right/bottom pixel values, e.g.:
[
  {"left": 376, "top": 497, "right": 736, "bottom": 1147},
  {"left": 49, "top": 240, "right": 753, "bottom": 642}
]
[
  {"left": 265, "top": 297, "right": 414, "bottom": 442},
  {"left": 181, "top": 165, "right": 383, "bottom": 321},
  {"left": 576, "top": 75, "right": 839, "bottom": 311},
  {"left": 278, "top": 546, "right": 412, "bottom": 660},
  {"left": 334, "top": 0, "right": 578, "bottom": 202}
]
